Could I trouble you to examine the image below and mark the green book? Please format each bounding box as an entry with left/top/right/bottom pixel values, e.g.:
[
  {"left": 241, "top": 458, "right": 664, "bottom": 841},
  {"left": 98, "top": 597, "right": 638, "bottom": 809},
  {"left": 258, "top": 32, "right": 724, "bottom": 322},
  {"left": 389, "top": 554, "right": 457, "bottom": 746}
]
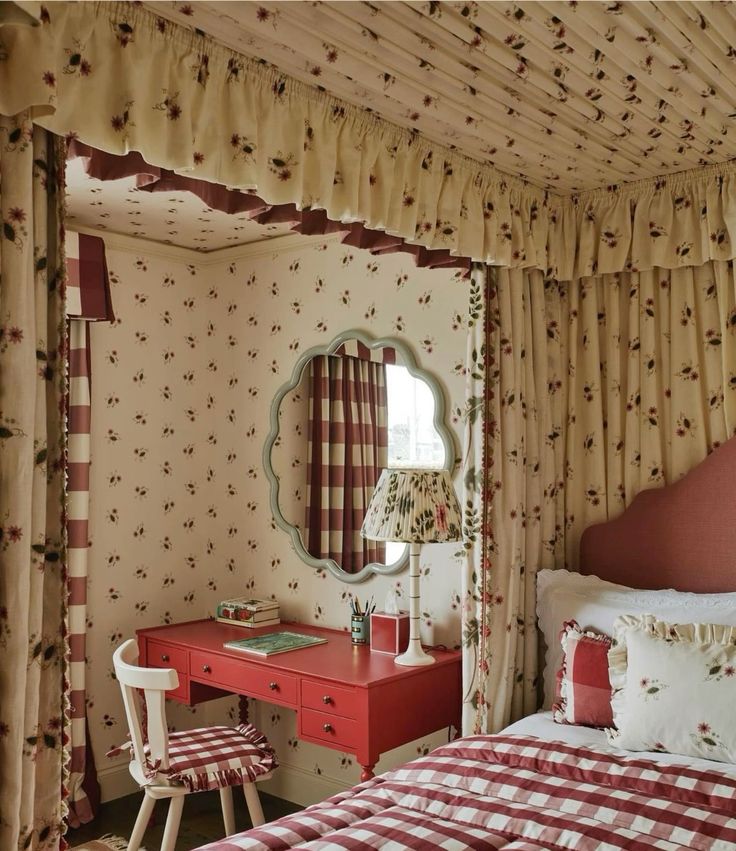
[{"left": 223, "top": 631, "right": 327, "bottom": 657}]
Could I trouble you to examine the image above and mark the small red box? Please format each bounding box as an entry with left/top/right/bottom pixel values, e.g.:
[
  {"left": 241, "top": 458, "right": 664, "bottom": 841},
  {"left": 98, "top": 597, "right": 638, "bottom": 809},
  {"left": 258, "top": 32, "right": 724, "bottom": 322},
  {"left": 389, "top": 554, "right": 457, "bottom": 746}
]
[{"left": 369, "top": 612, "right": 410, "bottom": 655}]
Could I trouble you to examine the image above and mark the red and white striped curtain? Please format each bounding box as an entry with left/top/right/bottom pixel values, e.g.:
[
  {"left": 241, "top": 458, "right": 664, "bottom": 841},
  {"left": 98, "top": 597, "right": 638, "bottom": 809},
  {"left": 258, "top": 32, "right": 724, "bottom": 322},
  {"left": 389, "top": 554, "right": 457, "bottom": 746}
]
[
  {"left": 65, "top": 230, "right": 114, "bottom": 827},
  {"left": 305, "top": 346, "right": 390, "bottom": 574}
]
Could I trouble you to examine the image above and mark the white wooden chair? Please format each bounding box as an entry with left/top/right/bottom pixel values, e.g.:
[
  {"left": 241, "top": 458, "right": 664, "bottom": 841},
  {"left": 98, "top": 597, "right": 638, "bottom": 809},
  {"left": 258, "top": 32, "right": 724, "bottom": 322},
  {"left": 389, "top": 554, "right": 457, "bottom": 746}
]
[{"left": 112, "top": 639, "right": 275, "bottom": 851}]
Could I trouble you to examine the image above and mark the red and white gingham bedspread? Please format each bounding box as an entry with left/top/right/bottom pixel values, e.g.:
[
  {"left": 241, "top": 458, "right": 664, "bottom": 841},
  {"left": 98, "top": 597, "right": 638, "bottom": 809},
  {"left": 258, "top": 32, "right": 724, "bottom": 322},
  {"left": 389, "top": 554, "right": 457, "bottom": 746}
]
[{"left": 195, "top": 734, "right": 736, "bottom": 850}]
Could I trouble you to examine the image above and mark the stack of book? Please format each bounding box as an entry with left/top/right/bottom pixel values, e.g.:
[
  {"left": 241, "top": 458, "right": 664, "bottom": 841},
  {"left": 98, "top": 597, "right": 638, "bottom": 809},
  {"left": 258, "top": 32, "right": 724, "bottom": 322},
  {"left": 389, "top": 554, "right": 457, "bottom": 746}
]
[{"left": 216, "top": 596, "right": 280, "bottom": 629}]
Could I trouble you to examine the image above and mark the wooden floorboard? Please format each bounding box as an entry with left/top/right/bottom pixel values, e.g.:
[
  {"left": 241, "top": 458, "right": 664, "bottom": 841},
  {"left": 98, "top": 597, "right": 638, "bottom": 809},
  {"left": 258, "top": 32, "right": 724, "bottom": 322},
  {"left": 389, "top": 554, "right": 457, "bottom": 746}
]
[{"left": 68, "top": 788, "right": 302, "bottom": 850}]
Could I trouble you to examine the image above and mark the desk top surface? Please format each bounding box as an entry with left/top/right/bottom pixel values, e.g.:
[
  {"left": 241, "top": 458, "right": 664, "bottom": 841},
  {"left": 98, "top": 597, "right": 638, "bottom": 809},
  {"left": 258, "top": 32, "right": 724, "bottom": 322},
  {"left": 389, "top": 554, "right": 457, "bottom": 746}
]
[{"left": 138, "top": 618, "right": 460, "bottom": 688}]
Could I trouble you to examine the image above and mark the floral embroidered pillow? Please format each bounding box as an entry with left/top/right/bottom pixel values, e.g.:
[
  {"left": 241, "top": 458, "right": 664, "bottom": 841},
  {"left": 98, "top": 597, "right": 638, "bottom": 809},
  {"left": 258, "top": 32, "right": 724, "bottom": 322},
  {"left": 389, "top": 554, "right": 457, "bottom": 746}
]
[
  {"left": 553, "top": 620, "right": 613, "bottom": 728},
  {"left": 608, "top": 614, "right": 736, "bottom": 763}
]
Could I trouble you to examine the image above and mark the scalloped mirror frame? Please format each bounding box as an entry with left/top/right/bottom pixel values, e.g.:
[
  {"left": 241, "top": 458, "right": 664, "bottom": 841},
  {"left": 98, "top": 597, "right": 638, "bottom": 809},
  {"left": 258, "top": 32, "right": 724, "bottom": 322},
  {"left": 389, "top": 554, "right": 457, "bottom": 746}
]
[{"left": 263, "top": 329, "right": 459, "bottom": 583}]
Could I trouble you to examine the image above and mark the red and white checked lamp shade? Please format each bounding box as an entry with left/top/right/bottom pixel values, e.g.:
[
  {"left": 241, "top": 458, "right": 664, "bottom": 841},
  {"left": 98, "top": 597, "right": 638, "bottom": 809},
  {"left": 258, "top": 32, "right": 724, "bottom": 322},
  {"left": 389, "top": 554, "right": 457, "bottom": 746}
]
[{"left": 360, "top": 468, "right": 462, "bottom": 667}]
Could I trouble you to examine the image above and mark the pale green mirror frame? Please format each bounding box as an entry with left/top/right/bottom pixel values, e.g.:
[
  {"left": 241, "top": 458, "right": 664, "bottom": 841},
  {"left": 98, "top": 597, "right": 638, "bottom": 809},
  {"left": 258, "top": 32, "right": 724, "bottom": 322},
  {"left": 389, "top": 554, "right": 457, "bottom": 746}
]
[{"left": 263, "top": 329, "right": 458, "bottom": 584}]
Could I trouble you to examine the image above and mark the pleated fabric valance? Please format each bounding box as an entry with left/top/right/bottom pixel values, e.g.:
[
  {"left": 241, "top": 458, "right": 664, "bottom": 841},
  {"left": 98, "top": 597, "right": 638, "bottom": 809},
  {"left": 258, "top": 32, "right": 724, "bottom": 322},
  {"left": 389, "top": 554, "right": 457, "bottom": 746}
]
[{"left": 3, "top": 1, "right": 736, "bottom": 278}]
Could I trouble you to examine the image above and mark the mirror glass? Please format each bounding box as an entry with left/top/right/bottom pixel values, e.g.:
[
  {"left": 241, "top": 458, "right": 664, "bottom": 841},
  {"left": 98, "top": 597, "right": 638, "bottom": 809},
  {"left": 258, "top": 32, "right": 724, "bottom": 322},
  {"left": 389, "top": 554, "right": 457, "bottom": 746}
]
[{"left": 264, "top": 331, "right": 455, "bottom": 582}]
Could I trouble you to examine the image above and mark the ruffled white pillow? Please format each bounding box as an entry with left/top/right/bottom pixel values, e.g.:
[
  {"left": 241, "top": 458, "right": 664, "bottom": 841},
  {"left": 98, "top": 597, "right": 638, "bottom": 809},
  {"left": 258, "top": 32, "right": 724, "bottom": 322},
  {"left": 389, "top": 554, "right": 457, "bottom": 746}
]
[{"left": 608, "top": 614, "right": 736, "bottom": 763}]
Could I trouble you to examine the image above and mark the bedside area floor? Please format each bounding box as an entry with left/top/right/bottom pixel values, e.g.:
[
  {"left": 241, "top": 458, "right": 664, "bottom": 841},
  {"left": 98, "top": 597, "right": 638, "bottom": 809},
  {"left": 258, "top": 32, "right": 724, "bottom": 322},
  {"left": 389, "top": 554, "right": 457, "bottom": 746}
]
[{"left": 67, "top": 790, "right": 301, "bottom": 850}]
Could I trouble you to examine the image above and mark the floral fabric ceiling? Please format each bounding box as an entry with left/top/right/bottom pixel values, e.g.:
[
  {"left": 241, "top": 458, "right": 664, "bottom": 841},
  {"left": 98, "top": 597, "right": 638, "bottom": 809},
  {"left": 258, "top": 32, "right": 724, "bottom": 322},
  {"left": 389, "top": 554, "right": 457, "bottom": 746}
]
[
  {"left": 65, "top": 158, "right": 294, "bottom": 252},
  {"left": 146, "top": 0, "right": 736, "bottom": 194},
  {"left": 5, "top": 1, "right": 736, "bottom": 274}
]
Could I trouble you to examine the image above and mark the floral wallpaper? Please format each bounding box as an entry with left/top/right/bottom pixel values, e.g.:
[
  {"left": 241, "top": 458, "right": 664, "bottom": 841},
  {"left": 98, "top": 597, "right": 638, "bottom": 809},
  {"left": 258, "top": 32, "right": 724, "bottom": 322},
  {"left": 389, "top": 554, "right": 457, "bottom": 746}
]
[
  {"left": 86, "top": 235, "right": 469, "bottom": 801},
  {"left": 85, "top": 245, "right": 224, "bottom": 788}
]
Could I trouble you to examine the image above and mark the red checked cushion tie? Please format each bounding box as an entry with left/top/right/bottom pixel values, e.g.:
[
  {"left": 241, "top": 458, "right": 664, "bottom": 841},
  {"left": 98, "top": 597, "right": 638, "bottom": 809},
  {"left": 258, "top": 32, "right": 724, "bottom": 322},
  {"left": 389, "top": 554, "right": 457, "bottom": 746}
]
[{"left": 108, "top": 723, "right": 277, "bottom": 792}]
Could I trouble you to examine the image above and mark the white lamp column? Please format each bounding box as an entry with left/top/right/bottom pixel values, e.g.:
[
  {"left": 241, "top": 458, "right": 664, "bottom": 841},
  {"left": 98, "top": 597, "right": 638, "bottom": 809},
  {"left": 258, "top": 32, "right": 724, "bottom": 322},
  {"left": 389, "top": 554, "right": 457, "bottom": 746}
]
[
  {"left": 397, "top": 542, "right": 432, "bottom": 666},
  {"left": 360, "top": 468, "right": 462, "bottom": 667}
]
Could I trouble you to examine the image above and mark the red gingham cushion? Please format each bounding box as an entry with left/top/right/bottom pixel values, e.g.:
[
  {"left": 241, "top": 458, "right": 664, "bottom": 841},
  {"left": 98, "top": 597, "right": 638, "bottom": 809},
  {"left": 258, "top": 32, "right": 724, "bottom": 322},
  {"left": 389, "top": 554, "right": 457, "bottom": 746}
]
[
  {"left": 553, "top": 620, "right": 613, "bottom": 729},
  {"left": 144, "top": 723, "right": 277, "bottom": 792}
]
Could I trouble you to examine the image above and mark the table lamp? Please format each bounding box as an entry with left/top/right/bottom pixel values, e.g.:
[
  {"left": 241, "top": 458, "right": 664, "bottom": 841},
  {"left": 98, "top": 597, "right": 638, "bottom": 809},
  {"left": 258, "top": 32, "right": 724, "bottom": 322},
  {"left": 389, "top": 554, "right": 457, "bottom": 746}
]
[{"left": 360, "top": 468, "right": 462, "bottom": 666}]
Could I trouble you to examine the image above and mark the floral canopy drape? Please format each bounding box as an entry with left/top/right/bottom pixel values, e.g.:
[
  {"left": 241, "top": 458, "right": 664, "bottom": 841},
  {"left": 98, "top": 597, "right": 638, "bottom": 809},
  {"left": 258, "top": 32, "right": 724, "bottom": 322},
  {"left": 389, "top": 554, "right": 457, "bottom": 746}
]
[
  {"left": 461, "top": 257, "right": 736, "bottom": 734},
  {"left": 0, "top": 114, "right": 66, "bottom": 851},
  {"left": 5, "top": 2, "right": 736, "bottom": 275}
]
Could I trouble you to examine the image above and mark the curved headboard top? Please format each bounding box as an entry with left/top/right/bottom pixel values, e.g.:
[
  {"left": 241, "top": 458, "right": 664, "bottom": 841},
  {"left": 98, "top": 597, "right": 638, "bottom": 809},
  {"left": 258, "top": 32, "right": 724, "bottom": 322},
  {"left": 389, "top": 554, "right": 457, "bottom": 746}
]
[{"left": 580, "top": 437, "right": 736, "bottom": 593}]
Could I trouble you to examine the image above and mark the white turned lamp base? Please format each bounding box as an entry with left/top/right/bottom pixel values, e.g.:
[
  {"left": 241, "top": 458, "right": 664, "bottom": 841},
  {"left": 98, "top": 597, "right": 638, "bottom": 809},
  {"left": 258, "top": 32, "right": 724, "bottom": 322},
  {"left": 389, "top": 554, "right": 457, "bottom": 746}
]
[
  {"left": 394, "top": 543, "right": 434, "bottom": 667},
  {"left": 395, "top": 644, "right": 435, "bottom": 666}
]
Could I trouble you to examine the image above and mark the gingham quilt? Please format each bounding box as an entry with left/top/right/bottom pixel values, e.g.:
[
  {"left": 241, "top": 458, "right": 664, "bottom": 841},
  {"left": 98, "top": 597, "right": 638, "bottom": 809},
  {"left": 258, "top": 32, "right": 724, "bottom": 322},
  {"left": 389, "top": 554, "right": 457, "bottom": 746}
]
[{"left": 195, "top": 734, "right": 736, "bottom": 850}]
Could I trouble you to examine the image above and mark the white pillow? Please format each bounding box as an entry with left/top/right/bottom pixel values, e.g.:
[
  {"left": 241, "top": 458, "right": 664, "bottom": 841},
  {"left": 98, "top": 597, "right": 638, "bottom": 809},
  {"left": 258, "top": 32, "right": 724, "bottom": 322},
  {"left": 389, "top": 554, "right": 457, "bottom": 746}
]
[
  {"left": 537, "top": 569, "right": 736, "bottom": 708},
  {"left": 608, "top": 614, "right": 736, "bottom": 763}
]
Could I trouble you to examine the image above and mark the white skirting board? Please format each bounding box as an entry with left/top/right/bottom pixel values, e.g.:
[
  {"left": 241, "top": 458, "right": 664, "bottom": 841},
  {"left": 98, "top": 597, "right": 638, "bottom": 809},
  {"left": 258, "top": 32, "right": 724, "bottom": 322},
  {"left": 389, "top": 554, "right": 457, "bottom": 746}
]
[
  {"left": 256, "top": 762, "right": 348, "bottom": 807},
  {"left": 98, "top": 761, "right": 138, "bottom": 803},
  {"left": 98, "top": 759, "right": 349, "bottom": 808}
]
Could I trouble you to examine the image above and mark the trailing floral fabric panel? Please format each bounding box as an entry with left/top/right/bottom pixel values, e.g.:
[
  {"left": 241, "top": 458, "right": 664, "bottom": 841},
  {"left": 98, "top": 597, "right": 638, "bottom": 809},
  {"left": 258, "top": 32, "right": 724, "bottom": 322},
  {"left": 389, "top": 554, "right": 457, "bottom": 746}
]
[
  {"left": 5, "top": 2, "right": 736, "bottom": 276},
  {"left": 462, "top": 262, "right": 736, "bottom": 733},
  {"left": 461, "top": 265, "right": 564, "bottom": 734},
  {"left": 0, "top": 114, "right": 67, "bottom": 851}
]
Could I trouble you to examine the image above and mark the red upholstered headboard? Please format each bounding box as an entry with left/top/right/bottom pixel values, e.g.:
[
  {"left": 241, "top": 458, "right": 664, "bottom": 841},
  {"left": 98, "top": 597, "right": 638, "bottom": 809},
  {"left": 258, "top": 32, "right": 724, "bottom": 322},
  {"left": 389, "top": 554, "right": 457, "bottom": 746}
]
[{"left": 580, "top": 437, "right": 736, "bottom": 592}]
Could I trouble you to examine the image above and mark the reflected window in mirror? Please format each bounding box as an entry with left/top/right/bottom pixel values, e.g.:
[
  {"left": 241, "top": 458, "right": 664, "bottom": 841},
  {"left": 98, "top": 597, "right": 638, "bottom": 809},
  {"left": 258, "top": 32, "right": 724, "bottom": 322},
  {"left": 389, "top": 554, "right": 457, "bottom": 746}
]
[{"left": 386, "top": 363, "right": 446, "bottom": 468}]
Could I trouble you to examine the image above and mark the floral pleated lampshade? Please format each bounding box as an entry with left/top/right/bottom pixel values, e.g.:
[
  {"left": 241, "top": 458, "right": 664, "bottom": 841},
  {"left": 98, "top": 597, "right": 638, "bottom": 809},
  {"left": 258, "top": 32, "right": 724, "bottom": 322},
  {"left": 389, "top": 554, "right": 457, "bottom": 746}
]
[{"left": 360, "top": 468, "right": 462, "bottom": 544}]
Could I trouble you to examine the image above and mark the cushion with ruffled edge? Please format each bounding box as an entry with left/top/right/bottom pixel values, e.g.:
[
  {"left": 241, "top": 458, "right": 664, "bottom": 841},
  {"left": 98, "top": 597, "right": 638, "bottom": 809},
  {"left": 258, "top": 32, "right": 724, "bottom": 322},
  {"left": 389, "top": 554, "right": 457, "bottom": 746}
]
[
  {"left": 608, "top": 614, "right": 736, "bottom": 763},
  {"left": 553, "top": 620, "right": 613, "bottom": 728}
]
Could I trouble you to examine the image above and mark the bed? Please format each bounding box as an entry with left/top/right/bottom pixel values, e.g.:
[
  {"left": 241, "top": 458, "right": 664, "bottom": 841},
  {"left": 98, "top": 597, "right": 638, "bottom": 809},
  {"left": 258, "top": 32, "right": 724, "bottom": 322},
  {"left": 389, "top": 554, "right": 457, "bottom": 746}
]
[{"left": 196, "top": 438, "right": 736, "bottom": 850}]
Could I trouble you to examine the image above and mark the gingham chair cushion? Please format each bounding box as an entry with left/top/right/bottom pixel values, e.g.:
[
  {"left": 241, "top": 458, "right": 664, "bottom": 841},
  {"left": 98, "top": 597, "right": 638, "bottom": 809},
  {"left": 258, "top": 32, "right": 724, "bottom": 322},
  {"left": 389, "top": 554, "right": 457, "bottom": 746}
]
[{"left": 144, "top": 723, "right": 277, "bottom": 792}]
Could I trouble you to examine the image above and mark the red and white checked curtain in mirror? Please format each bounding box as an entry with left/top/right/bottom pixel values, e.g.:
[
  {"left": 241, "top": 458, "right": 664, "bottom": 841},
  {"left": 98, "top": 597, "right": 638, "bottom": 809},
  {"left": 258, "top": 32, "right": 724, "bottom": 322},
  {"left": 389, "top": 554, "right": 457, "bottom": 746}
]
[
  {"left": 305, "top": 342, "right": 393, "bottom": 573},
  {"left": 65, "top": 230, "right": 114, "bottom": 826}
]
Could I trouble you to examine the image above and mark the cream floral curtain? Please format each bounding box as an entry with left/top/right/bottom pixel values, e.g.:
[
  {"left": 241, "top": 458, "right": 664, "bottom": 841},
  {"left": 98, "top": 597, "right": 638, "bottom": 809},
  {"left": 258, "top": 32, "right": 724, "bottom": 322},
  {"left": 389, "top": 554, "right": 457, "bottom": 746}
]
[
  {"left": 0, "top": 114, "right": 67, "bottom": 850},
  {"left": 4, "top": 3, "right": 736, "bottom": 274},
  {"left": 462, "top": 261, "right": 736, "bottom": 734}
]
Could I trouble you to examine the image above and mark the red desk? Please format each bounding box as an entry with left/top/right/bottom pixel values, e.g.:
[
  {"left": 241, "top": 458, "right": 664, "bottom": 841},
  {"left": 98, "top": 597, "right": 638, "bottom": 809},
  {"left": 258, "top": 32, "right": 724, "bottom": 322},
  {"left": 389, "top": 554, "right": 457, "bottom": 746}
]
[{"left": 137, "top": 618, "right": 462, "bottom": 781}]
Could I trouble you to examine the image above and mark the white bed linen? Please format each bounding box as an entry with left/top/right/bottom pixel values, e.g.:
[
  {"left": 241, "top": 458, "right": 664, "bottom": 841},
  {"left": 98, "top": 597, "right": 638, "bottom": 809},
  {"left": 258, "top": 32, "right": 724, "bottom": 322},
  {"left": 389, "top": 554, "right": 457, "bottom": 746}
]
[
  {"left": 503, "top": 710, "right": 736, "bottom": 777},
  {"left": 536, "top": 568, "right": 736, "bottom": 708}
]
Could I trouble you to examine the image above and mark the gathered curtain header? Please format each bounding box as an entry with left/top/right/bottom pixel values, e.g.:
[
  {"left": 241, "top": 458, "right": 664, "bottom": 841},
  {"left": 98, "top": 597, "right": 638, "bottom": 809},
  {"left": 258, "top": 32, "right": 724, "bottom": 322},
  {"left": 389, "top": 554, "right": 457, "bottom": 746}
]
[{"left": 3, "top": 1, "right": 736, "bottom": 279}]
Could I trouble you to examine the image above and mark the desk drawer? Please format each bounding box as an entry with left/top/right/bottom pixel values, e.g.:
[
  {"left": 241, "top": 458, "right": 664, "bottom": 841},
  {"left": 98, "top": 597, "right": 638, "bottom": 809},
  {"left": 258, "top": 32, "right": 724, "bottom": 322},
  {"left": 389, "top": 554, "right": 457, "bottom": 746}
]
[
  {"left": 301, "top": 680, "right": 358, "bottom": 719},
  {"left": 166, "top": 674, "right": 189, "bottom": 703},
  {"left": 147, "top": 641, "right": 188, "bottom": 675},
  {"left": 190, "top": 651, "right": 297, "bottom": 705},
  {"left": 300, "top": 708, "right": 357, "bottom": 750}
]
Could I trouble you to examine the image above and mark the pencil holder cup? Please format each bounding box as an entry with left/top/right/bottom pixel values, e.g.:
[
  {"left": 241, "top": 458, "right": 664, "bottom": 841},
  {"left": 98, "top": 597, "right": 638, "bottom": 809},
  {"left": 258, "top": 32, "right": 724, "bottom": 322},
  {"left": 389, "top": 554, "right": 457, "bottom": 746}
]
[{"left": 350, "top": 614, "right": 370, "bottom": 645}]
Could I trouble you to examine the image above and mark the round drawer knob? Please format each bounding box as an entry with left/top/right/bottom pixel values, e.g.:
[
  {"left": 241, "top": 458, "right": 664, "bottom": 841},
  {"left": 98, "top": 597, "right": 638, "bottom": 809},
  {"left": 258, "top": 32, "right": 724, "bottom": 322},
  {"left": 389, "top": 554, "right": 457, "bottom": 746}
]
[
  {"left": 322, "top": 695, "right": 332, "bottom": 705},
  {"left": 322, "top": 723, "right": 333, "bottom": 733},
  {"left": 161, "top": 654, "right": 170, "bottom": 662},
  {"left": 269, "top": 681, "right": 278, "bottom": 690},
  {"left": 202, "top": 664, "right": 211, "bottom": 673}
]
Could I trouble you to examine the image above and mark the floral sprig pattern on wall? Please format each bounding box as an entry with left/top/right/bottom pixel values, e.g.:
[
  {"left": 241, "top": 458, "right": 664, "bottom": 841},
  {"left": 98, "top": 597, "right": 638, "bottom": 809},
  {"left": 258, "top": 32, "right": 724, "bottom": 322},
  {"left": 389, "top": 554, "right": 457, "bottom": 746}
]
[{"left": 87, "top": 235, "right": 469, "bottom": 796}]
